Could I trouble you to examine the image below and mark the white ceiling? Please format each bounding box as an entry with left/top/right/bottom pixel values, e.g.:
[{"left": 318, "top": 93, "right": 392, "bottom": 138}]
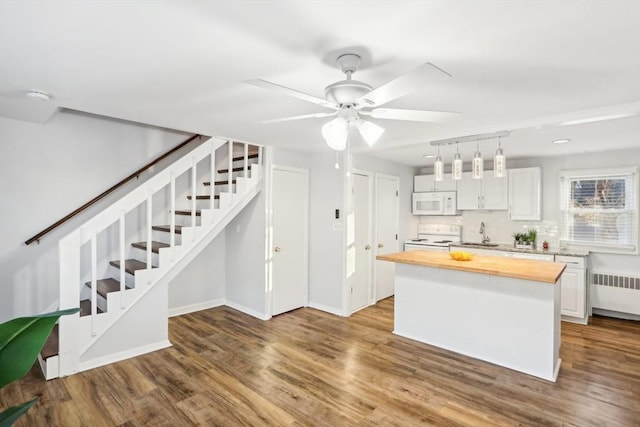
[{"left": 1, "top": 1, "right": 639, "bottom": 167}]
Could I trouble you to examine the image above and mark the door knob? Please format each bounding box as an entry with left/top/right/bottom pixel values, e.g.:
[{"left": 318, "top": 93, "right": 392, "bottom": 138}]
[
  {"left": 378, "top": 243, "right": 384, "bottom": 248},
  {"left": 365, "top": 244, "right": 371, "bottom": 250},
  {"left": 274, "top": 246, "right": 281, "bottom": 252}
]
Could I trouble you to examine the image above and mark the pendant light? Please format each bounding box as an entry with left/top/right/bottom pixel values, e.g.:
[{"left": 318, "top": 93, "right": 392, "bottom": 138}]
[
  {"left": 494, "top": 137, "right": 506, "bottom": 178},
  {"left": 434, "top": 146, "right": 443, "bottom": 182},
  {"left": 452, "top": 143, "right": 462, "bottom": 180},
  {"left": 472, "top": 141, "right": 483, "bottom": 179}
]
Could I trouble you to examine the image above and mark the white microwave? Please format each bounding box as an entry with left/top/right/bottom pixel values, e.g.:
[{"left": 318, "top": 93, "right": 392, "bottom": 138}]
[{"left": 412, "top": 191, "right": 458, "bottom": 216}]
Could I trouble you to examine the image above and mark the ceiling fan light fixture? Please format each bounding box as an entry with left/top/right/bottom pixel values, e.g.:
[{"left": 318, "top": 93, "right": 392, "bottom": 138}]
[
  {"left": 322, "top": 117, "right": 348, "bottom": 151},
  {"left": 356, "top": 119, "right": 384, "bottom": 147}
]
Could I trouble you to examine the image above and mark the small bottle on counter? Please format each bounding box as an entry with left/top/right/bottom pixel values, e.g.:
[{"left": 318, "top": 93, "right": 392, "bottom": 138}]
[{"left": 542, "top": 241, "right": 549, "bottom": 251}]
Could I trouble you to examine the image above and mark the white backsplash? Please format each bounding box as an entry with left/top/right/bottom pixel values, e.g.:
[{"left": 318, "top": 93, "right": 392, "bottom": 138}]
[{"left": 417, "top": 211, "right": 559, "bottom": 247}]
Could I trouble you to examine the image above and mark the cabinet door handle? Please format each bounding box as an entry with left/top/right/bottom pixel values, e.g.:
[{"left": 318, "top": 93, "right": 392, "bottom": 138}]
[
  {"left": 365, "top": 244, "right": 371, "bottom": 250},
  {"left": 477, "top": 196, "right": 481, "bottom": 208},
  {"left": 274, "top": 246, "right": 281, "bottom": 252},
  {"left": 378, "top": 243, "right": 384, "bottom": 248}
]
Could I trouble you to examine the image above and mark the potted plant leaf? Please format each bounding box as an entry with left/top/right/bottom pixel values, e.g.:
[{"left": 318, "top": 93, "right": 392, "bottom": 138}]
[{"left": 0, "top": 308, "right": 79, "bottom": 427}]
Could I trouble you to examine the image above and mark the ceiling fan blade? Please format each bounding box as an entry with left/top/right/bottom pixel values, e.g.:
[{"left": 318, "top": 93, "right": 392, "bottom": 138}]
[
  {"left": 357, "top": 62, "right": 451, "bottom": 107},
  {"left": 367, "top": 108, "right": 459, "bottom": 123},
  {"left": 245, "top": 79, "right": 338, "bottom": 109},
  {"left": 260, "top": 111, "right": 338, "bottom": 124}
]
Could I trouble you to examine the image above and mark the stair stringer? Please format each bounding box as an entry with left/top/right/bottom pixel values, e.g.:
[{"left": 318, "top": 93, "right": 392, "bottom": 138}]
[{"left": 61, "top": 166, "right": 262, "bottom": 375}]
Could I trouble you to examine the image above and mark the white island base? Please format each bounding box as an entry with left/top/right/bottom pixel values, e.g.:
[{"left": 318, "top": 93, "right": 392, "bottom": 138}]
[{"left": 394, "top": 263, "right": 561, "bottom": 382}]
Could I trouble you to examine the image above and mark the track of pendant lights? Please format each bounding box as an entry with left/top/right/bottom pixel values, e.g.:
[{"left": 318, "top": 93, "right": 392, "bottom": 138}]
[{"left": 427, "top": 132, "right": 508, "bottom": 180}]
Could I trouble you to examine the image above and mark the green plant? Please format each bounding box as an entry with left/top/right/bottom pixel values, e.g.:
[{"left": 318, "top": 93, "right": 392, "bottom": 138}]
[
  {"left": 527, "top": 229, "right": 538, "bottom": 243},
  {"left": 513, "top": 232, "right": 527, "bottom": 242},
  {"left": 0, "top": 308, "right": 79, "bottom": 427}
]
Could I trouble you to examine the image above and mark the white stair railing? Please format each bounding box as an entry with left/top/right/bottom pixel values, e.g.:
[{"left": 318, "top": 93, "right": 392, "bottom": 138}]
[{"left": 56, "top": 138, "right": 261, "bottom": 377}]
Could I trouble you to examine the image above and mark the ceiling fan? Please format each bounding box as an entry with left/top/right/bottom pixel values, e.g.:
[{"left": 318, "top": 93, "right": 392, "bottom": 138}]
[{"left": 245, "top": 53, "right": 459, "bottom": 150}]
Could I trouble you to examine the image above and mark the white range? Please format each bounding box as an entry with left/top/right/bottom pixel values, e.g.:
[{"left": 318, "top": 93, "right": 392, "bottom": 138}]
[{"left": 404, "top": 224, "right": 462, "bottom": 252}]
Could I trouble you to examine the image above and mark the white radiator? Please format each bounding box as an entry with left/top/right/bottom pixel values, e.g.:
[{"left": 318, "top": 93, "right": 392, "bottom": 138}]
[{"left": 591, "top": 271, "right": 640, "bottom": 315}]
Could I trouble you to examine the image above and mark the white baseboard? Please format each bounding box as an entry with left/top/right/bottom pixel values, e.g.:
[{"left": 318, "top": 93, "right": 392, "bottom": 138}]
[
  {"left": 225, "top": 299, "right": 270, "bottom": 320},
  {"left": 592, "top": 308, "right": 640, "bottom": 321},
  {"left": 307, "top": 302, "right": 345, "bottom": 317},
  {"left": 168, "top": 298, "right": 225, "bottom": 317},
  {"left": 78, "top": 340, "right": 172, "bottom": 373}
]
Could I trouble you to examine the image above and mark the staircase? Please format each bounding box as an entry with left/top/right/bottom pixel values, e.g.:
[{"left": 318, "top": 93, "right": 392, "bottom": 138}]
[{"left": 38, "top": 138, "right": 263, "bottom": 379}]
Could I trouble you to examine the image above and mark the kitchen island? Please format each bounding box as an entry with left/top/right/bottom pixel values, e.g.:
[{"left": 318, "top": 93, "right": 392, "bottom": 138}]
[{"left": 377, "top": 251, "right": 566, "bottom": 381}]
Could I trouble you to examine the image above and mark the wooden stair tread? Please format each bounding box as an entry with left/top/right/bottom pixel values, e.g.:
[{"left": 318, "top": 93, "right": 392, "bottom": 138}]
[
  {"left": 109, "top": 259, "right": 156, "bottom": 275},
  {"left": 218, "top": 166, "right": 246, "bottom": 174},
  {"left": 80, "top": 299, "right": 104, "bottom": 317},
  {"left": 231, "top": 153, "right": 259, "bottom": 162},
  {"left": 85, "top": 278, "right": 132, "bottom": 298},
  {"left": 203, "top": 179, "right": 237, "bottom": 186},
  {"left": 175, "top": 210, "right": 201, "bottom": 216},
  {"left": 132, "top": 241, "right": 169, "bottom": 253},
  {"left": 152, "top": 225, "right": 183, "bottom": 234},
  {"left": 186, "top": 195, "right": 220, "bottom": 200},
  {"left": 41, "top": 324, "right": 59, "bottom": 359}
]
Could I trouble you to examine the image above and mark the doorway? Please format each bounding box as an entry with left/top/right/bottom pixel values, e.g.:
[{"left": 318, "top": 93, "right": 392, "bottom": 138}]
[
  {"left": 350, "top": 170, "right": 372, "bottom": 313},
  {"left": 270, "top": 165, "right": 309, "bottom": 316},
  {"left": 374, "top": 174, "right": 399, "bottom": 301}
]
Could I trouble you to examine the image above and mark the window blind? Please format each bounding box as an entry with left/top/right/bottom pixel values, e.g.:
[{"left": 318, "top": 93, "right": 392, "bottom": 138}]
[{"left": 560, "top": 167, "right": 638, "bottom": 253}]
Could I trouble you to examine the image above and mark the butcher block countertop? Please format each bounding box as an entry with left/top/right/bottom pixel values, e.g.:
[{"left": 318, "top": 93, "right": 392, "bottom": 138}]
[{"left": 377, "top": 251, "right": 566, "bottom": 284}]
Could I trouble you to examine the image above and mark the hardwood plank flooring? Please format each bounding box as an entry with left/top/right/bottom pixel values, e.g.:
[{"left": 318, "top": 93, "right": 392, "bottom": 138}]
[{"left": 2, "top": 298, "right": 639, "bottom": 426}]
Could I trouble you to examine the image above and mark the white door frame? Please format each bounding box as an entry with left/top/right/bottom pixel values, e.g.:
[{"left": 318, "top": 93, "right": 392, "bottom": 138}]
[
  {"left": 266, "top": 164, "right": 309, "bottom": 318},
  {"left": 373, "top": 173, "right": 400, "bottom": 302},
  {"left": 346, "top": 168, "right": 374, "bottom": 315}
]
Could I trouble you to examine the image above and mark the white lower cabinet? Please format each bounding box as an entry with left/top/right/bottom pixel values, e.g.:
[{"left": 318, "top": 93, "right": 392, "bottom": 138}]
[
  {"left": 449, "top": 247, "right": 590, "bottom": 324},
  {"left": 556, "top": 255, "right": 588, "bottom": 324}
]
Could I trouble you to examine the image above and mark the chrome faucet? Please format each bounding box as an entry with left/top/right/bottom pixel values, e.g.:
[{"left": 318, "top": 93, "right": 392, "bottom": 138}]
[{"left": 479, "top": 222, "right": 490, "bottom": 243}]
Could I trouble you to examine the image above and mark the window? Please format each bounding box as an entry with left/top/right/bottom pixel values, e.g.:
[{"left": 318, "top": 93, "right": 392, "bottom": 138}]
[{"left": 560, "top": 167, "right": 638, "bottom": 254}]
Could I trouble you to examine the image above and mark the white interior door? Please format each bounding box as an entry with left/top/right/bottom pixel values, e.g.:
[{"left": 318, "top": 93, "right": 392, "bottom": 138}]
[
  {"left": 350, "top": 171, "right": 372, "bottom": 313},
  {"left": 375, "top": 174, "right": 399, "bottom": 301},
  {"left": 271, "top": 166, "right": 308, "bottom": 316}
]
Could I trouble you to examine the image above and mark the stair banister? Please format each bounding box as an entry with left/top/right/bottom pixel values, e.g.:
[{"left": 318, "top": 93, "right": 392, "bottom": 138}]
[
  {"left": 210, "top": 145, "right": 216, "bottom": 211},
  {"left": 170, "top": 172, "right": 176, "bottom": 255},
  {"left": 90, "top": 232, "right": 97, "bottom": 336},
  {"left": 228, "top": 141, "right": 233, "bottom": 187},
  {"left": 244, "top": 142, "right": 249, "bottom": 178},
  {"left": 191, "top": 157, "right": 197, "bottom": 230},
  {"left": 119, "top": 210, "right": 126, "bottom": 309},
  {"left": 146, "top": 190, "right": 153, "bottom": 274},
  {"left": 25, "top": 134, "right": 202, "bottom": 245}
]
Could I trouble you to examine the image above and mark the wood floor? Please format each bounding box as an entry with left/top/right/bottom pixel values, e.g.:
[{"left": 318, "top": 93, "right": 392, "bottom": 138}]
[{"left": 2, "top": 298, "right": 639, "bottom": 426}]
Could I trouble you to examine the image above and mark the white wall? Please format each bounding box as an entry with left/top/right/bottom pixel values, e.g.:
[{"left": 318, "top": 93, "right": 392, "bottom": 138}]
[
  {"left": 307, "top": 151, "right": 347, "bottom": 313},
  {"left": 351, "top": 152, "right": 419, "bottom": 245},
  {"left": 168, "top": 233, "right": 226, "bottom": 315},
  {"left": 0, "top": 110, "right": 190, "bottom": 322},
  {"left": 224, "top": 147, "right": 270, "bottom": 319}
]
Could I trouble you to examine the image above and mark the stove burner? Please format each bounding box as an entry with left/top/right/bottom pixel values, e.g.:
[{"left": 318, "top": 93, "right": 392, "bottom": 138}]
[
  {"left": 433, "top": 240, "right": 453, "bottom": 244},
  {"left": 411, "top": 239, "right": 428, "bottom": 242}
]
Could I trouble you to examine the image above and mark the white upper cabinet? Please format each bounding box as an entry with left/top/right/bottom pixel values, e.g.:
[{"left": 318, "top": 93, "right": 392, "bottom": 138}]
[
  {"left": 414, "top": 175, "right": 456, "bottom": 192},
  {"left": 508, "top": 167, "right": 541, "bottom": 220},
  {"left": 456, "top": 171, "right": 507, "bottom": 210}
]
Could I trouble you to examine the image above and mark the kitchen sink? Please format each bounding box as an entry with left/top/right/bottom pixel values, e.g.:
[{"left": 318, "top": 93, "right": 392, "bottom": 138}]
[{"left": 459, "top": 242, "right": 500, "bottom": 247}]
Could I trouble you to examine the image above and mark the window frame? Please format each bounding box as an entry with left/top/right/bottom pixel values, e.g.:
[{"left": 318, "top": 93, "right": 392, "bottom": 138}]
[{"left": 559, "top": 166, "right": 639, "bottom": 255}]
